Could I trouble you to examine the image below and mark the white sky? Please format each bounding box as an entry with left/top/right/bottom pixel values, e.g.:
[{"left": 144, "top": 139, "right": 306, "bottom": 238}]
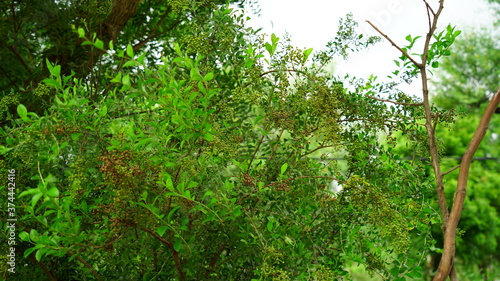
[{"left": 239, "top": 0, "right": 496, "bottom": 95}]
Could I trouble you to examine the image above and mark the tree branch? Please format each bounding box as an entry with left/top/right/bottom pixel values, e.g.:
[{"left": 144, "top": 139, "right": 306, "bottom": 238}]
[
  {"left": 140, "top": 227, "right": 186, "bottom": 281},
  {"left": 27, "top": 253, "right": 57, "bottom": 281},
  {"left": 366, "top": 21, "right": 423, "bottom": 69},
  {"left": 364, "top": 94, "right": 423, "bottom": 106},
  {"left": 433, "top": 89, "right": 500, "bottom": 280},
  {"left": 442, "top": 165, "right": 460, "bottom": 176},
  {"left": 67, "top": 251, "right": 102, "bottom": 281},
  {"left": 7, "top": 46, "right": 33, "bottom": 75}
]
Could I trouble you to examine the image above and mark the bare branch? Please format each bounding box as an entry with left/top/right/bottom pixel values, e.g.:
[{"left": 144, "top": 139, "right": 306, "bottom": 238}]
[
  {"left": 423, "top": 0, "right": 436, "bottom": 16},
  {"left": 442, "top": 165, "right": 460, "bottom": 176},
  {"left": 421, "top": 0, "right": 445, "bottom": 66},
  {"left": 366, "top": 21, "right": 423, "bottom": 69},
  {"left": 365, "top": 94, "right": 423, "bottom": 106},
  {"left": 423, "top": 0, "right": 436, "bottom": 31}
]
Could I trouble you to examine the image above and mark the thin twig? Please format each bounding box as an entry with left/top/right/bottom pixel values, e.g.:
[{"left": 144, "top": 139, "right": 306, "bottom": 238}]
[
  {"left": 365, "top": 21, "right": 422, "bottom": 69},
  {"left": 365, "top": 94, "right": 423, "bottom": 106},
  {"left": 247, "top": 135, "right": 265, "bottom": 173},
  {"left": 423, "top": 0, "right": 436, "bottom": 31},
  {"left": 423, "top": 0, "right": 436, "bottom": 16},
  {"left": 442, "top": 165, "right": 460, "bottom": 176}
]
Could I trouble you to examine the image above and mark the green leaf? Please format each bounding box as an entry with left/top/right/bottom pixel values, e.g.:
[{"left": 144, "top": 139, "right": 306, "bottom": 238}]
[
  {"left": 280, "top": 163, "right": 288, "bottom": 175},
  {"left": 19, "top": 231, "right": 30, "bottom": 242},
  {"left": 77, "top": 27, "right": 85, "bottom": 38},
  {"left": 0, "top": 145, "right": 13, "bottom": 155},
  {"left": 42, "top": 78, "right": 60, "bottom": 89},
  {"left": 233, "top": 206, "right": 242, "bottom": 217},
  {"left": 284, "top": 236, "right": 294, "bottom": 245},
  {"left": 47, "top": 187, "right": 59, "bottom": 197},
  {"left": 409, "top": 267, "right": 423, "bottom": 278},
  {"left": 46, "top": 58, "right": 61, "bottom": 77},
  {"left": 271, "top": 33, "right": 279, "bottom": 46},
  {"left": 167, "top": 206, "right": 180, "bottom": 221},
  {"left": 35, "top": 249, "right": 45, "bottom": 261},
  {"left": 19, "top": 188, "right": 40, "bottom": 198},
  {"left": 303, "top": 48, "right": 313, "bottom": 62},
  {"left": 99, "top": 105, "right": 108, "bottom": 117},
  {"left": 165, "top": 177, "right": 174, "bottom": 192},
  {"left": 111, "top": 72, "right": 122, "bottom": 83},
  {"left": 190, "top": 68, "right": 202, "bottom": 81},
  {"left": 109, "top": 40, "right": 114, "bottom": 50},
  {"left": 135, "top": 138, "right": 152, "bottom": 148},
  {"left": 187, "top": 181, "right": 198, "bottom": 189},
  {"left": 390, "top": 267, "right": 400, "bottom": 277},
  {"left": 17, "top": 104, "right": 28, "bottom": 119},
  {"left": 80, "top": 201, "right": 88, "bottom": 213},
  {"left": 431, "top": 61, "right": 439, "bottom": 68},
  {"left": 122, "top": 74, "right": 131, "bottom": 86},
  {"left": 23, "top": 245, "right": 43, "bottom": 258},
  {"left": 126, "top": 44, "right": 134, "bottom": 58},
  {"left": 31, "top": 193, "right": 43, "bottom": 208},
  {"left": 123, "top": 60, "right": 139, "bottom": 67},
  {"left": 173, "top": 239, "right": 182, "bottom": 252},
  {"left": 267, "top": 221, "right": 273, "bottom": 232},
  {"left": 156, "top": 226, "right": 168, "bottom": 237},
  {"left": 71, "top": 133, "right": 82, "bottom": 141},
  {"left": 203, "top": 190, "right": 214, "bottom": 200},
  {"left": 30, "top": 229, "right": 39, "bottom": 242},
  {"left": 94, "top": 39, "right": 104, "bottom": 50},
  {"left": 202, "top": 133, "right": 214, "bottom": 141},
  {"left": 265, "top": 42, "right": 273, "bottom": 56},
  {"left": 204, "top": 72, "right": 214, "bottom": 81}
]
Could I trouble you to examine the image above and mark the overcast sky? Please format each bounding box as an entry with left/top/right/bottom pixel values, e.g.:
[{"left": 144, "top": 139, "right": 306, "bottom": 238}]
[{"left": 239, "top": 0, "right": 496, "bottom": 95}]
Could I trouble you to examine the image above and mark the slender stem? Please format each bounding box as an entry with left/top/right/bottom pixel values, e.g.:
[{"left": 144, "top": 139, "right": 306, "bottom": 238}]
[
  {"left": 442, "top": 165, "right": 460, "bottom": 176},
  {"left": 365, "top": 21, "right": 422, "bottom": 69},
  {"left": 421, "top": 69, "right": 448, "bottom": 224},
  {"left": 364, "top": 94, "right": 423, "bottom": 106},
  {"left": 247, "top": 135, "right": 265, "bottom": 173}
]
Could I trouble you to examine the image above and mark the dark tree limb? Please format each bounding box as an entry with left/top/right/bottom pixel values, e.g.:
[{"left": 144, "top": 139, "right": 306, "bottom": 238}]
[
  {"left": 27, "top": 253, "right": 57, "bottom": 281},
  {"left": 7, "top": 46, "right": 33, "bottom": 75},
  {"left": 140, "top": 227, "right": 186, "bottom": 281},
  {"left": 103, "top": 0, "right": 141, "bottom": 41},
  {"left": 67, "top": 251, "right": 102, "bottom": 281}
]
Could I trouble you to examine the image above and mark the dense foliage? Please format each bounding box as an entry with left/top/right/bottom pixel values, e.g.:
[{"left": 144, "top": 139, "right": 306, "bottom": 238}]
[
  {"left": 0, "top": 0, "right": 244, "bottom": 125},
  {"left": 0, "top": 2, "right": 437, "bottom": 280},
  {"left": 1, "top": 0, "right": 498, "bottom": 280}
]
